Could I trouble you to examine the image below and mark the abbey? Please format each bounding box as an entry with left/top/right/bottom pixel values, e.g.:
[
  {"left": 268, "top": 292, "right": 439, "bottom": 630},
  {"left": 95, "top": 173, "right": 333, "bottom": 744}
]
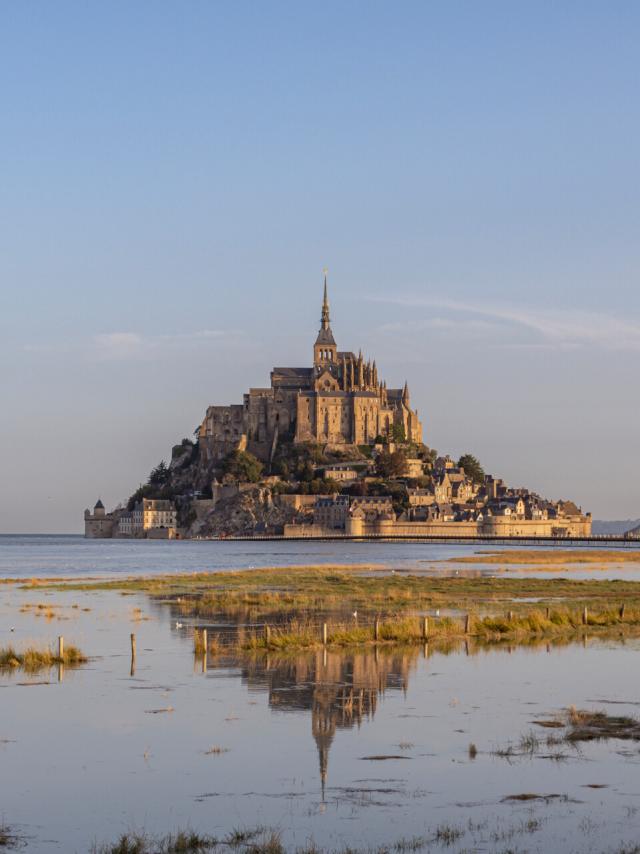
[{"left": 199, "top": 278, "right": 423, "bottom": 463}]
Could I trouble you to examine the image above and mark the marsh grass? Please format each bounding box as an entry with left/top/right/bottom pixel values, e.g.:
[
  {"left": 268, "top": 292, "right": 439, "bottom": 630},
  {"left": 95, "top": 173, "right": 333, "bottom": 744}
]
[
  {"left": 433, "top": 824, "right": 464, "bottom": 845},
  {"left": 0, "top": 823, "right": 19, "bottom": 849},
  {"left": 454, "top": 549, "right": 640, "bottom": 565},
  {"left": 93, "top": 829, "right": 217, "bottom": 853},
  {"left": 193, "top": 633, "right": 220, "bottom": 656},
  {"left": 565, "top": 706, "right": 640, "bottom": 742},
  {"left": 0, "top": 644, "right": 86, "bottom": 672},
  {"left": 92, "top": 828, "right": 433, "bottom": 854},
  {"left": 219, "top": 605, "right": 640, "bottom": 653}
]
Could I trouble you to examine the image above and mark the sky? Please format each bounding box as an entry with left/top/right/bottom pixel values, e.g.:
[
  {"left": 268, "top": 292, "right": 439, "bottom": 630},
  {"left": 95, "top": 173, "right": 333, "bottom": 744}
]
[{"left": 1, "top": 1, "right": 639, "bottom": 532}]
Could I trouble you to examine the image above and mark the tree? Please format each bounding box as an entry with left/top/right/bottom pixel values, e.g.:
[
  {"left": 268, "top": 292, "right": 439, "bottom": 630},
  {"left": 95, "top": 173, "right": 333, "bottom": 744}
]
[
  {"left": 148, "top": 461, "right": 170, "bottom": 486},
  {"left": 390, "top": 423, "right": 406, "bottom": 443},
  {"left": 457, "top": 453, "right": 485, "bottom": 484},
  {"left": 222, "top": 450, "right": 263, "bottom": 483},
  {"left": 375, "top": 449, "right": 407, "bottom": 479}
]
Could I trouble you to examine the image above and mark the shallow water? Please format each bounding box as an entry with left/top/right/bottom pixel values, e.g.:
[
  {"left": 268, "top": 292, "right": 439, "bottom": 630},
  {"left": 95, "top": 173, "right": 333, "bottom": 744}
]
[
  {"left": 2, "top": 581, "right": 640, "bottom": 853},
  {"left": 2, "top": 534, "right": 640, "bottom": 581}
]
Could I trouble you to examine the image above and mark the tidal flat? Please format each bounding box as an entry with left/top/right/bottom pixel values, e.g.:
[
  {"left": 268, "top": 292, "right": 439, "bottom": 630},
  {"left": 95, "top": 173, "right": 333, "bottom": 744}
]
[{"left": 3, "top": 547, "right": 640, "bottom": 853}]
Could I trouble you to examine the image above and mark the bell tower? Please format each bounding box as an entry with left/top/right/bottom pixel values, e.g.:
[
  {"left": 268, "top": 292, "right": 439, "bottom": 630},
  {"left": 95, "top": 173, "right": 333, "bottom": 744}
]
[{"left": 314, "top": 272, "right": 337, "bottom": 367}]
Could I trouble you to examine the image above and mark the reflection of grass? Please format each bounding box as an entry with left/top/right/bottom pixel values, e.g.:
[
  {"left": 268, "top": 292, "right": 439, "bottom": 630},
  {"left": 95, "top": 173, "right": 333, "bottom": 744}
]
[{"left": 0, "top": 644, "right": 86, "bottom": 672}]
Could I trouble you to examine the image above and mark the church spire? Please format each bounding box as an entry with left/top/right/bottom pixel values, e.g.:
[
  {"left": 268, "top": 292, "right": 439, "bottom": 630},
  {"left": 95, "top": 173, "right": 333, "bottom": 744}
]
[
  {"left": 321, "top": 271, "right": 330, "bottom": 330},
  {"left": 402, "top": 381, "right": 410, "bottom": 405},
  {"left": 314, "top": 270, "right": 336, "bottom": 362}
]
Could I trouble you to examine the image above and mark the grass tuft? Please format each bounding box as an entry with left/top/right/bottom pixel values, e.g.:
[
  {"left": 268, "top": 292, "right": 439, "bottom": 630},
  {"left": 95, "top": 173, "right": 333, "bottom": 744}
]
[{"left": 0, "top": 644, "right": 86, "bottom": 672}]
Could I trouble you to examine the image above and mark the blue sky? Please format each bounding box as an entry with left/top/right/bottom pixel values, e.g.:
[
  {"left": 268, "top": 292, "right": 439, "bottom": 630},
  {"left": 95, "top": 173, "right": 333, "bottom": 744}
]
[{"left": 1, "top": 2, "right": 639, "bottom": 531}]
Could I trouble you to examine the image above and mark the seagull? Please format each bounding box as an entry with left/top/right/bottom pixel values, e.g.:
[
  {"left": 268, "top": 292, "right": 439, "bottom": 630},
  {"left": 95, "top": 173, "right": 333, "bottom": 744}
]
[
  {"left": 175, "top": 621, "right": 183, "bottom": 629},
  {"left": 10, "top": 627, "right": 15, "bottom": 632},
  {"left": 352, "top": 611, "right": 358, "bottom": 619}
]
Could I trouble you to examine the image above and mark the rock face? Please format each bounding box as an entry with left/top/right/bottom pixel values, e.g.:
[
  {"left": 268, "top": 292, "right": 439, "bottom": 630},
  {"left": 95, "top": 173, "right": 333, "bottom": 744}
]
[{"left": 187, "top": 487, "right": 308, "bottom": 537}]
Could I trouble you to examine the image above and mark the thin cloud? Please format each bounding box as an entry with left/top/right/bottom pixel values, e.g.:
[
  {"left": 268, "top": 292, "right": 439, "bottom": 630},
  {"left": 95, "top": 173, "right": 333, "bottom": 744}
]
[
  {"left": 94, "top": 329, "right": 240, "bottom": 361},
  {"left": 370, "top": 295, "right": 640, "bottom": 351}
]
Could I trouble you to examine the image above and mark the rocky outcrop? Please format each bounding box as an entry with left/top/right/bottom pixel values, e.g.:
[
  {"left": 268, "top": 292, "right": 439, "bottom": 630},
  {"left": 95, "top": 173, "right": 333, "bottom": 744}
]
[{"left": 187, "top": 487, "right": 310, "bottom": 537}]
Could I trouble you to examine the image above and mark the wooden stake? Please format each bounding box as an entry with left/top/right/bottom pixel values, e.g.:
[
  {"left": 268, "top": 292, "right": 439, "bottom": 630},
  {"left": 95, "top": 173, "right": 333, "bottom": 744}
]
[
  {"left": 264, "top": 625, "right": 271, "bottom": 645},
  {"left": 130, "top": 633, "right": 136, "bottom": 677},
  {"left": 374, "top": 619, "right": 380, "bottom": 641},
  {"left": 508, "top": 611, "right": 514, "bottom": 622},
  {"left": 58, "top": 635, "right": 64, "bottom": 660},
  {"left": 322, "top": 623, "right": 328, "bottom": 646},
  {"left": 422, "top": 616, "right": 429, "bottom": 640},
  {"left": 202, "top": 628, "right": 207, "bottom": 652},
  {"left": 583, "top": 606, "right": 588, "bottom": 625},
  {"left": 465, "top": 614, "right": 471, "bottom": 634},
  {"left": 620, "top": 604, "right": 626, "bottom": 619},
  {"left": 546, "top": 606, "right": 551, "bottom": 619}
]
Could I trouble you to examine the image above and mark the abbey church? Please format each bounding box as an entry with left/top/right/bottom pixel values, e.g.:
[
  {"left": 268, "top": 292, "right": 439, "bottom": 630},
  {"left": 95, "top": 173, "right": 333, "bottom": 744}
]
[{"left": 199, "top": 277, "right": 423, "bottom": 463}]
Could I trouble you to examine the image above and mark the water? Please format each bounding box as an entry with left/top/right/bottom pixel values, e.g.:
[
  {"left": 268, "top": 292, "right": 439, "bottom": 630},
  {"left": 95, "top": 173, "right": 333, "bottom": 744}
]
[
  {"left": 2, "top": 537, "right": 640, "bottom": 852},
  {"left": 1, "top": 535, "right": 640, "bottom": 580}
]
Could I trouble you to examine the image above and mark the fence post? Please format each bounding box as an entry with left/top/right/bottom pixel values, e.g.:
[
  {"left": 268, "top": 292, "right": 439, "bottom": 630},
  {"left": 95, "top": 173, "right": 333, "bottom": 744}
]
[
  {"left": 264, "top": 625, "right": 271, "bottom": 645},
  {"left": 323, "top": 623, "right": 328, "bottom": 646},
  {"left": 620, "top": 604, "right": 626, "bottom": 620},
  {"left": 582, "top": 606, "right": 588, "bottom": 625},
  {"left": 202, "top": 628, "right": 207, "bottom": 652},
  {"left": 422, "top": 616, "right": 429, "bottom": 640},
  {"left": 130, "top": 633, "right": 136, "bottom": 676},
  {"left": 58, "top": 635, "right": 64, "bottom": 660},
  {"left": 374, "top": 619, "right": 380, "bottom": 641},
  {"left": 508, "top": 611, "right": 514, "bottom": 622},
  {"left": 465, "top": 614, "right": 471, "bottom": 634},
  {"left": 546, "top": 607, "right": 551, "bottom": 619}
]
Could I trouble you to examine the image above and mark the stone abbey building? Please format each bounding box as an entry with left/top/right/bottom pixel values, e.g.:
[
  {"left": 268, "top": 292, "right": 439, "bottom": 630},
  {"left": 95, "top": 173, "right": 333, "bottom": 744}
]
[{"left": 199, "top": 279, "right": 423, "bottom": 463}]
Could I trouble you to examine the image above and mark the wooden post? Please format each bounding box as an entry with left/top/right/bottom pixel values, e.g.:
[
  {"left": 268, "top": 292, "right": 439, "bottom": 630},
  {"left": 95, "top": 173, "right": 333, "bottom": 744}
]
[
  {"left": 546, "top": 606, "right": 551, "bottom": 619},
  {"left": 322, "top": 622, "right": 328, "bottom": 646},
  {"left": 374, "top": 619, "right": 380, "bottom": 641},
  {"left": 58, "top": 635, "right": 64, "bottom": 660},
  {"left": 130, "top": 633, "right": 136, "bottom": 677},
  {"left": 465, "top": 614, "right": 471, "bottom": 634},
  {"left": 264, "top": 625, "right": 271, "bottom": 645},
  {"left": 620, "top": 604, "right": 626, "bottom": 620},
  {"left": 202, "top": 628, "right": 207, "bottom": 652},
  {"left": 508, "top": 611, "right": 514, "bottom": 622},
  {"left": 422, "top": 616, "right": 429, "bottom": 640},
  {"left": 582, "top": 606, "right": 588, "bottom": 625}
]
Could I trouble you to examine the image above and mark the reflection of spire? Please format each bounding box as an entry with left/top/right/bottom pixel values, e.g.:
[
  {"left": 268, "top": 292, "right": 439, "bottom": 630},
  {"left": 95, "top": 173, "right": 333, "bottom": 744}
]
[
  {"left": 312, "top": 689, "right": 336, "bottom": 802},
  {"left": 237, "top": 649, "right": 418, "bottom": 802}
]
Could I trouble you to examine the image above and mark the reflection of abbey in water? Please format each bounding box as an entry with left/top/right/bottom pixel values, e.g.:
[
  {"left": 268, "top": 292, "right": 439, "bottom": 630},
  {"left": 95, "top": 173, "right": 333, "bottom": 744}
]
[{"left": 239, "top": 649, "right": 417, "bottom": 797}]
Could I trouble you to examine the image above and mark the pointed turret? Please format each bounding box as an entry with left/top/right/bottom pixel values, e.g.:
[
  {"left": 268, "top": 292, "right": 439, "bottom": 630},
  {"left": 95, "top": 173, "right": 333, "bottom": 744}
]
[
  {"left": 320, "top": 272, "right": 330, "bottom": 330},
  {"left": 314, "top": 272, "right": 336, "bottom": 365},
  {"left": 402, "top": 381, "right": 410, "bottom": 406}
]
